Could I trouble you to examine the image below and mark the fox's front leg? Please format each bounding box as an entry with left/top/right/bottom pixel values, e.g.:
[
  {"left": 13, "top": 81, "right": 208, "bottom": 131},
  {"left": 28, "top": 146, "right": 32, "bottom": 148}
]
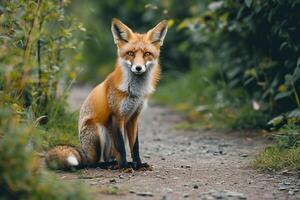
[
  {"left": 127, "top": 114, "right": 152, "bottom": 170},
  {"left": 111, "top": 116, "right": 131, "bottom": 171}
]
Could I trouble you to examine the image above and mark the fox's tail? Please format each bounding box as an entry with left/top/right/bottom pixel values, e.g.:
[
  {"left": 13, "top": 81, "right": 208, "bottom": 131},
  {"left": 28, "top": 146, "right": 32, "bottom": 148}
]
[{"left": 45, "top": 145, "right": 87, "bottom": 170}]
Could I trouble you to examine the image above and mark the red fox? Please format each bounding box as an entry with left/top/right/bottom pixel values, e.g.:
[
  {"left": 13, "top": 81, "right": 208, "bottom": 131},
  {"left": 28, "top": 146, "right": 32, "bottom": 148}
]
[{"left": 45, "top": 18, "right": 168, "bottom": 171}]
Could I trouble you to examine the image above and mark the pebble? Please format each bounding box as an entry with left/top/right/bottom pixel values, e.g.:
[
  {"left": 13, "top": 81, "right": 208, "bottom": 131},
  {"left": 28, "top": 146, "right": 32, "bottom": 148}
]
[
  {"left": 144, "top": 154, "right": 151, "bottom": 158},
  {"left": 239, "top": 153, "right": 249, "bottom": 158},
  {"left": 89, "top": 181, "right": 98, "bottom": 185},
  {"left": 202, "top": 190, "right": 247, "bottom": 200},
  {"left": 164, "top": 188, "right": 173, "bottom": 193},
  {"left": 284, "top": 181, "right": 291, "bottom": 185},
  {"left": 183, "top": 194, "right": 189, "bottom": 198},
  {"left": 278, "top": 185, "right": 289, "bottom": 191},
  {"left": 119, "top": 174, "right": 125, "bottom": 179},
  {"left": 136, "top": 192, "right": 154, "bottom": 197},
  {"left": 109, "top": 178, "right": 116, "bottom": 183}
]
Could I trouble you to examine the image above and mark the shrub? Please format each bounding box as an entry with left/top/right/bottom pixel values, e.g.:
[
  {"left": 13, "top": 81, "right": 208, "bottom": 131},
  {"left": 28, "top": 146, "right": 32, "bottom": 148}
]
[
  {"left": 0, "top": 106, "right": 93, "bottom": 200},
  {"left": 180, "top": 0, "right": 300, "bottom": 116}
]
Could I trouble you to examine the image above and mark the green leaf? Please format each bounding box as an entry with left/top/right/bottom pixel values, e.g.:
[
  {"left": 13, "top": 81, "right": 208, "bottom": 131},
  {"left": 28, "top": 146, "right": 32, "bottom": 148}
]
[
  {"left": 267, "top": 115, "right": 284, "bottom": 127},
  {"left": 274, "top": 91, "right": 293, "bottom": 100},
  {"left": 297, "top": 57, "right": 300, "bottom": 67},
  {"left": 293, "top": 66, "right": 300, "bottom": 81},
  {"left": 285, "top": 74, "right": 294, "bottom": 85},
  {"left": 245, "top": 0, "right": 252, "bottom": 7},
  {"left": 280, "top": 42, "right": 288, "bottom": 51},
  {"left": 288, "top": 109, "right": 300, "bottom": 118}
]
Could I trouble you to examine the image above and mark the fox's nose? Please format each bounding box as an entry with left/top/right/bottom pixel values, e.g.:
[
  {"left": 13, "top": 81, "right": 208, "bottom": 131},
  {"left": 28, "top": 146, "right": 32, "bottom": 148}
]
[{"left": 135, "top": 65, "right": 142, "bottom": 72}]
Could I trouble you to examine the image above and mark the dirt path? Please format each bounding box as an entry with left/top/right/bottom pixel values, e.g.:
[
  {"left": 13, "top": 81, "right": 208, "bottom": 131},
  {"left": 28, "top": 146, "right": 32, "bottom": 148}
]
[{"left": 61, "top": 86, "right": 300, "bottom": 200}]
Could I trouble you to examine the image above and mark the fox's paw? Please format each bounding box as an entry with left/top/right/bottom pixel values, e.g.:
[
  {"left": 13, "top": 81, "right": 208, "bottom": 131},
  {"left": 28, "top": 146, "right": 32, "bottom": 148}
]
[
  {"left": 121, "top": 167, "right": 134, "bottom": 173},
  {"left": 108, "top": 161, "right": 119, "bottom": 170},
  {"left": 135, "top": 162, "right": 153, "bottom": 171}
]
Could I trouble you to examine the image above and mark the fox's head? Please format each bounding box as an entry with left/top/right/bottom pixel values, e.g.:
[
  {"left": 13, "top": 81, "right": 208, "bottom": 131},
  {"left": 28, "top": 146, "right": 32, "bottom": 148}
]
[{"left": 111, "top": 18, "right": 168, "bottom": 75}]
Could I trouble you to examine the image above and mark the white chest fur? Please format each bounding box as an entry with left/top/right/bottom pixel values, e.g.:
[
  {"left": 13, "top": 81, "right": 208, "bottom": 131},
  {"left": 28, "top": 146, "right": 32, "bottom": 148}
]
[{"left": 119, "top": 96, "right": 144, "bottom": 119}]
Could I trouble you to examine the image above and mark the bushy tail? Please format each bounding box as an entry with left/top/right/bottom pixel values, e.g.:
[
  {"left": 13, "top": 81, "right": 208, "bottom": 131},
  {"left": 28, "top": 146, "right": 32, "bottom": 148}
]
[{"left": 45, "top": 145, "right": 87, "bottom": 170}]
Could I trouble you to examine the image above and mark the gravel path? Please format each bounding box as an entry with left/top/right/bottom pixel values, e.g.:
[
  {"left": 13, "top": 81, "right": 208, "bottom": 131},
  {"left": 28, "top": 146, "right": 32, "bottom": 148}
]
[{"left": 58, "top": 86, "right": 300, "bottom": 200}]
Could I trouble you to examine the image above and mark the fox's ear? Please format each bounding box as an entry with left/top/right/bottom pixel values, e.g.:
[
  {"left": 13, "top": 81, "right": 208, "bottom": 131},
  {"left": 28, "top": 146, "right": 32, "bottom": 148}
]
[
  {"left": 111, "top": 18, "right": 133, "bottom": 44},
  {"left": 147, "top": 20, "right": 168, "bottom": 46}
]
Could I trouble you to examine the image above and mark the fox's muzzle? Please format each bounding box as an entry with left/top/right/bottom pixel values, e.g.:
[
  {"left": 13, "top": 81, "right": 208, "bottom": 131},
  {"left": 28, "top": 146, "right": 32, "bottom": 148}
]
[
  {"left": 131, "top": 64, "right": 146, "bottom": 74},
  {"left": 121, "top": 59, "right": 157, "bottom": 75}
]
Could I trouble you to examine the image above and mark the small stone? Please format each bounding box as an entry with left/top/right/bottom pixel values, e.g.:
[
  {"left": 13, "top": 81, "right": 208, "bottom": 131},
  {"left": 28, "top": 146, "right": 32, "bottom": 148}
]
[
  {"left": 183, "top": 194, "right": 189, "bottom": 198},
  {"left": 288, "top": 190, "right": 295, "bottom": 196},
  {"left": 164, "top": 188, "right": 173, "bottom": 193},
  {"left": 161, "top": 196, "right": 167, "bottom": 200},
  {"left": 109, "top": 178, "right": 116, "bottom": 183},
  {"left": 144, "top": 154, "right": 151, "bottom": 158},
  {"left": 136, "top": 192, "right": 154, "bottom": 197},
  {"left": 119, "top": 174, "right": 125, "bottom": 179},
  {"left": 278, "top": 185, "right": 289, "bottom": 191},
  {"left": 226, "top": 191, "right": 247, "bottom": 199},
  {"left": 89, "top": 181, "right": 98, "bottom": 185},
  {"left": 239, "top": 153, "right": 248, "bottom": 158}
]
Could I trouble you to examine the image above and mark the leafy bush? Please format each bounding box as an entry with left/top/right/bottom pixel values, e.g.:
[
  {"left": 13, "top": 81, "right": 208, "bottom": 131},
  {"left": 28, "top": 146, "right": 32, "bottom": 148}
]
[
  {"left": 0, "top": 0, "right": 84, "bottom": 120},
  {"left": 66, "top": 0, "right": 300, "bottom": 129},
  {"left": 275, "top": 125, "right": 300, "bottom": 149},
  {"left": 155, "top": 64, "right": 268, "bottom": 130},
  {"left": 180, "top": 0, "right": 300, "bottom": 116},
  {"left": 0, "top": 106, "right": 93, "bottom": 200}
]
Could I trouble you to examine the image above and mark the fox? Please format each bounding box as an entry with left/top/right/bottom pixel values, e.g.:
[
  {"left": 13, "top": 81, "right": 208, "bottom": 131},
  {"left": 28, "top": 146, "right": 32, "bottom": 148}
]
[{"left": 45, "top": 18, "right": 168, "bottom": 171}]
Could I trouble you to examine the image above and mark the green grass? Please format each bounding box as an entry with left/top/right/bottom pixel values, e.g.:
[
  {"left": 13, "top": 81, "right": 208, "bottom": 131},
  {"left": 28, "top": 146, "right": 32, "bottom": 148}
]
[
  {"left": 25, "top": 94, "right": 81, "bottom": 150},
  {"left": 254, "top": 125, "right": 300, "bottom": 171},
  {"left": 155, "top": 65, "right": 268, "bottom": 130},
  {"left": 40, "top": 109, "right": 79, "bottom": 149},
  {"left": 253, "top": 145, "right": 300, "bottom": 171},
  {"left": 0, "top": 106, "right": 93, "bottom": 200}
]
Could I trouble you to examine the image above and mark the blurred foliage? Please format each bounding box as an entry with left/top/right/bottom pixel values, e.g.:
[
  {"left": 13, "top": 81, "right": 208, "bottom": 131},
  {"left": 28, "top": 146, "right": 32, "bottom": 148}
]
[
  {"left": 155, "top": 63, "right": 268, "bottom": 130},
  {"left": 275, "top": 125, "right": 300, "bottom": 149},
  {"left": 179, "top": 0, "right": 300, "bottom": 118},
  {"left": 0, "top": 1, "right": 90, "bottom": 198},
  {"left": 72, "top": 0, "right": 300, "bottom": 129},
  {"left": 0, "top": 0, "right": 84, "bottom": 119},
  {"left": 0, "top": 0, "right": 83, "bottom": 148},
  {"left": 0, "top": 104, "right": 93, "bottom": 200}
]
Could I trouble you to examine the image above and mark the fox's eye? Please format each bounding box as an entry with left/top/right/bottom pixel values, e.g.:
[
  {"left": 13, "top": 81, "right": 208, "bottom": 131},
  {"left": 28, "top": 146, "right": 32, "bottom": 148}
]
[
  {"left": 127, "top": 51, "right": 134, "bottom": 56},
  {"left": 144, "top": 52, "right": 151, "bottom": 57}
]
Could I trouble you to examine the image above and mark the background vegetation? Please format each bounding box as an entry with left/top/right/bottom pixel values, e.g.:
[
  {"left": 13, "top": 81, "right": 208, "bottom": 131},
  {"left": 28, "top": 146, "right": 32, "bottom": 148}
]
[
  {"left": 69, "top": 0, "right": 300, "bottom": 170},
  {"left": 1, "top": 0, "right": 88, "bottom": 198},
  {"left": 1, "top": 0, "right": 300, "bottom": 198}
]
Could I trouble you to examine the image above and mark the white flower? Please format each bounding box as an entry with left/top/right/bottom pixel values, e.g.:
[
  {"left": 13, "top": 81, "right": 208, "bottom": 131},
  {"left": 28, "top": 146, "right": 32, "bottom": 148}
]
[
  {"left": 208, "top": 1, "right": 224, "bottom": 11},
  {"left": 252, "top": 100, "right": 260, "bottom": 110}
]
